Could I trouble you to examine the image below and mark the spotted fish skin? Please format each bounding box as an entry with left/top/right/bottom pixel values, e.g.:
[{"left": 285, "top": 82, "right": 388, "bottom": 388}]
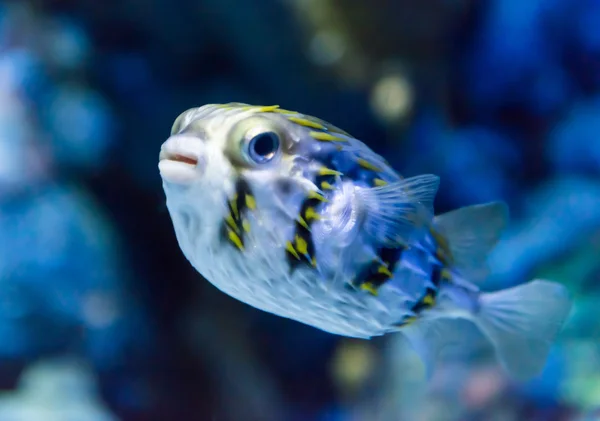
[{"left": 159, "top": 103, "right": 572, "bottom": 381}]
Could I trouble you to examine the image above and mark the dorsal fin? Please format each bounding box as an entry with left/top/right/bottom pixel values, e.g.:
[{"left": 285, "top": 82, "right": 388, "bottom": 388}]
[{"left": 433, "top": 201, "right": 508, "bottom": 283}]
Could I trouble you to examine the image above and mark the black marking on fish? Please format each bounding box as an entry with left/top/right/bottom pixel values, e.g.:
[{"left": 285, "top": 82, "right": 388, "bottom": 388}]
[
  {"left": 429, "top": 226, "right": 453, "bottom": 266},
  {"left": 307, "top": 145, "right": 350, "bottom": 178},
  {"left": 220, "top": 177, "right": 256, "bottom": 251},
  {"left": 314, "top": 171, "right": 337, "bottom": 192},
  {"left": 350, "top": 246, "right": 405, "bottom": 295},
  {"left": 411, "top": 287, "right": 437, "bottom": 314},
  {"left": 392, "top": 262, "right": 451, "bottom": 328},
  {"left": 395, "top": 314, "right": 418, "bottom": 328},
  {"left": 430, "top": 266, "right": 452, "bottom": 287},
  {"left": 431, "top": 266, "right": 442, "bottom": 287},
  {"left": 308, "top": 153, "right": 375, "bottom": 200},
  {"left": 379, "top": 247, "right": 404, "bottom": 272},
  {"left": 398, "top": 263, "right": 451, "bottom": 324},
  {"left": 392, "top": 287, "right": 438, "bottom": 329},
  {"left": 285, "top": 195, "right": 325, "bottom": 270},
  {"left": 316, "top": 148, "right": 391, "bottom": 188},
  {"left": 285, "top": 223, "right": 317, "bottom": 269}
]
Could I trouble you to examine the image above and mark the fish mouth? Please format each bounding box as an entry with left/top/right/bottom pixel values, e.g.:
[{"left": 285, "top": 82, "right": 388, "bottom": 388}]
[
  {"left": 158, "top": 148, "right": 202, "bottom": 184},
  {"left": 159, "top": 150, "right": 199, "bottom": 166}
]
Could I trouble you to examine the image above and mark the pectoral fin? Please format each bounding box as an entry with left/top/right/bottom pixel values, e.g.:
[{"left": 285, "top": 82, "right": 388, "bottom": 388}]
[{"left": 360, "top": 174, "right": 440, "bottom": 246}]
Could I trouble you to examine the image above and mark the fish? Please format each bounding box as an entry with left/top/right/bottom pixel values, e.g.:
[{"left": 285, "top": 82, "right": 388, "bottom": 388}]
[{"left": 158, "top": 103, "right": 572, "bottom": 380}]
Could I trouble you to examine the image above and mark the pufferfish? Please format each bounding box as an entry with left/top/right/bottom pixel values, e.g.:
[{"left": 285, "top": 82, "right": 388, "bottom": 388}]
[{"left": 158, "top": 103, "right": 572, "bottom": 380}]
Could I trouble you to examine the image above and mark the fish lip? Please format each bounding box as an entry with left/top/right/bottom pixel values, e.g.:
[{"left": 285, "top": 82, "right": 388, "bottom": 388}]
[
  {"left": 159, "top": 149, "right": 199, "bottom": 166},
  {"left": 158, "top": 147, "right": 202, "bottom": 184}
]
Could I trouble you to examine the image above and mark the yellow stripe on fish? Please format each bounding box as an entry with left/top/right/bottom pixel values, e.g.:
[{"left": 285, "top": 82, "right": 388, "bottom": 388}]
[
  {"left": 272, "top": 108, "right": 296, "bottom": 115},
  {"left": 411, "top": 288, "right": 437, "bottom": 314},
  {"left": 225, "top": 213, "right": 238, "bottom": 232},
  {"left": 222, "top": 178, "right": 257, "bottom": 251},
  {"left": 230, "top": 194, "right": 239, "bottom": 220},
  {"left": 212, "top": 102, "right": 351, "bottom": 136},
  {"left": 242, "top": 219, "right": 251, "bottom": 233},
  {"left": 429, "top": 226, "right": 454, "bottom": 266},
  {"left": 226, "top": 227, "right": 244, "bottom": 251},
  {"left": 285, "top": 226, "right": 317, "bottom": 269},
  {"left": 399, "top": 316, "right": 417, "bottom": 327},
  {"left": 314, "top": 166, "right": 341, "bottom": 192},
  {"left": 287, "top": 117, "right": 326, "bottom": 130},
  {"left": 285, "top": 191, "right": 328, "bottom": 270},
  {"left": 321, "top": 181, "right": 334, "bottom": 190},
  {"left": 377, "top": 265, "right": 393, "bottom": 278},
  {"left": 309, "top": 131, "right": 348, "bottom": 142},
  {"left": 239, "top": 104, "right": 281, "bottom": 113},
  {"left": 307, "top": 190, "right": 328, "bottom": 202},
  {"left": 317, "top": 167, "right": 342, "bottom": 177},
  {"left": 295, "top": 235, "right": 308, "bottom": 255},
  {"left": 245, "top": 195, "right": 256, "bottom": 210},
  {"left": 393, "top": 288, "right": 438, "bottom": 328},
  {"left": 356, "top": 158, "right": 383, "bottom": 173},
  {"left": 285, "top": 241, "right": 300, "bottom": 260},
  {"left": 360, "top": 282, "right": 379, "bottom": 296},
  {"left": 304, "top": 207, "right": 320, "bottom": 222}
]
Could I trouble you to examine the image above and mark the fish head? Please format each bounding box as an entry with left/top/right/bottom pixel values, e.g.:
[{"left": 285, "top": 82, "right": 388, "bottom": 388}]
[
  {"left": 162, "top": 104, "right": 273, "bottom": 197},
  {"left": 158, "top": 103, "right": 344, "bottom": 254},
  {"left": 160, "top": 102, "right": 313, "bottom": 206}
]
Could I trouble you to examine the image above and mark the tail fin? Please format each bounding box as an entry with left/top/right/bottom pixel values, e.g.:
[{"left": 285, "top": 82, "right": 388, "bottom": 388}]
[{"left": 474, "top": 279, "right": 572, "bottom": 380}]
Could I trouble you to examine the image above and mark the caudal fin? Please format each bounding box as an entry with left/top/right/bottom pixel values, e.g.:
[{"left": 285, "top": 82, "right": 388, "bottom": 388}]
[{"left": 474, "top": 279, "right": 572, "bottom": 380}]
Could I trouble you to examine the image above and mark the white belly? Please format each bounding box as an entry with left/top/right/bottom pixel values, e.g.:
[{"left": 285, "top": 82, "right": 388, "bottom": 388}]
[
  {"left": 191, "top": 235, "right": 410, "bottom": 338},
  {"left": 168, "top": 198, "right": 411, "bottom": 338}
]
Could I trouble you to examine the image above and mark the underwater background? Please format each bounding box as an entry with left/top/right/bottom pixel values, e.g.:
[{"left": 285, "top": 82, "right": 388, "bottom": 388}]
[{"left": 1, "top": 0, "right": 599, "bottom": 420}]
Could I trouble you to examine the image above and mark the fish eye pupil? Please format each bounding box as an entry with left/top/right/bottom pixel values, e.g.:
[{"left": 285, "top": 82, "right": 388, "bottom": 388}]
[{"left": 248, "top": 132, "right": 279, "bottom": 163}]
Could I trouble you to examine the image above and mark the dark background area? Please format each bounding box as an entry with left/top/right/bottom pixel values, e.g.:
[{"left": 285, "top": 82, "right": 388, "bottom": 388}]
[{"left": 1, "top": 0, "right": 599, "bottom": 420}]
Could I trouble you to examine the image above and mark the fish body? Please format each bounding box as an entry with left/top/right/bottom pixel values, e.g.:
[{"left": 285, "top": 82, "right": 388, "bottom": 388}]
[{"left": 159, "top": 103, "right": 572, "bottom": 380}]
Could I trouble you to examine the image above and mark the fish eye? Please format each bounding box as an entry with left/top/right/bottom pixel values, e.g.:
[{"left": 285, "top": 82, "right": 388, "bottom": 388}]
[
  {"left": 246, "top": 131, "right": 280, "bottom": 164},
  {"left": 227, "top": 116, "right": 284, "bottom": 167}
]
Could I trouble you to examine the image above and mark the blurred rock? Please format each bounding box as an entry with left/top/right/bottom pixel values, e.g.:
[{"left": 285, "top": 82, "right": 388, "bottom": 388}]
[
  {"left": 0, "top": 182, "right": 150, "bottom": 369},
  {"left": 548, "top": 97, "right": 600, "bottom": 175},
  {"left": 43, "top": 83, "right": 115, "bottom": 171},
  {"left": 487, "top": 176, "right": 600, "bottom": 290},
  {"left": 0, "top": 357, "right": 119, "bottom": 421}
]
